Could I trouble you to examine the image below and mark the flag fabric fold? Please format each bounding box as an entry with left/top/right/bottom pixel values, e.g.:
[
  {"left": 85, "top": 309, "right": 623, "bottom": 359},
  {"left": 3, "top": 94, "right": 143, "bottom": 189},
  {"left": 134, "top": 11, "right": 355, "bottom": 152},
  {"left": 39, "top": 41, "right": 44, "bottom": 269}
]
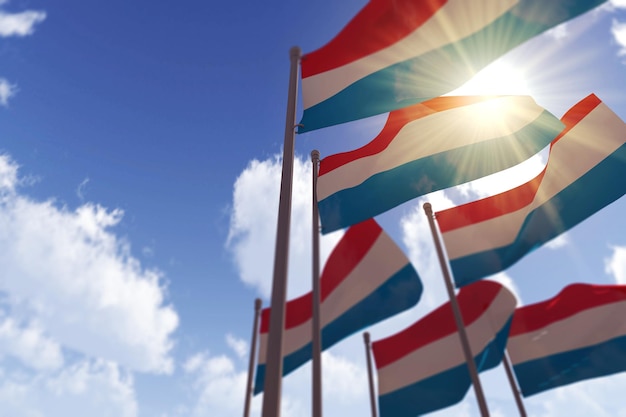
[
  {"left": 372, "top": 280, "right": 517, "bottom": 417},
  {"left": 508, "top": 283, "right": 626, "bottom": 396},
  {"left": 253, "top": 219, "right": 422, "bottom": 394},
  {"left": 318, "top": 95, "right": 563, "bottom": 233},
  {"left": 437, "top": 94, "right": 626, "bottom": 287},
  {"left": 299, "top": 0, "right": 606, "bottom": 132}
]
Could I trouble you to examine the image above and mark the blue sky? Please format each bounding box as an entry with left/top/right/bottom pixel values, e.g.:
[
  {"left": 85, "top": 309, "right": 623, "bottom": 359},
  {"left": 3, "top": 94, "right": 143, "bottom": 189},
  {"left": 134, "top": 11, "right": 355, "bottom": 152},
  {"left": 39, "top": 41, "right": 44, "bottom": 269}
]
[{"left": 0, "top": 1, "right": 626, "bottom": 416}]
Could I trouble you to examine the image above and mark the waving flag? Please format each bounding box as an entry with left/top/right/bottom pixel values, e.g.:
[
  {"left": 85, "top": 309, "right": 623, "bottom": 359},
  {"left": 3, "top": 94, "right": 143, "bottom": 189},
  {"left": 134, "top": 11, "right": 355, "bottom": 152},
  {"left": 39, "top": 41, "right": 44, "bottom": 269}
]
[
  {"left": 508, "top": 283, "right": 626, "bottom": 396},
  {"left": 253, "top": 219, "right": 422, "bottom": 394},
  {"left": 299, "top": 0, "right": 607, "bottom": 132},
  {"left": 437, "top": 94, "right": 626, "bottom": 287},
  {"left": 372, "top": 280, "right": 516, "bottom": 417},
  {"left": 318, "top": 95, "right": 563, "bottom": 233}
]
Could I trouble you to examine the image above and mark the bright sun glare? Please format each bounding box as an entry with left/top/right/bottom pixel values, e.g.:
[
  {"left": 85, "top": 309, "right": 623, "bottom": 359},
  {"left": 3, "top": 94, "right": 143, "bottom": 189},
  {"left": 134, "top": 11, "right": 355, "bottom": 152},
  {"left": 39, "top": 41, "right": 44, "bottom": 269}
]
[
  {"left": 445, "top": 60, "right": 547, "bottom": 199},
  {"left": 448, "top": 61, "right": 532, "bottom": 96}
]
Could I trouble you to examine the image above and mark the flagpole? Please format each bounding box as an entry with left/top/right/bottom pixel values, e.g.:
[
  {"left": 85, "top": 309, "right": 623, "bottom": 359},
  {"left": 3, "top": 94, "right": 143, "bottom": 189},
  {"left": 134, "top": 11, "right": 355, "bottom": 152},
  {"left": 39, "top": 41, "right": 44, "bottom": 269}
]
[
  {"left": 261, "top": 45, "right": 301, "bottom": 417},
  {"left": 423, "top": 202, "right": 490, "bottom": 417},
  {"left": 363, "top": 332, "right": 378, "bottom": 417},
  {"left": 244, "top": 298, "right": 263, "bottom": 417},
  {"left": 311, "top": 150, "right": 322, "bottom": 417},
  {"left": 502, "top": 351, "right": 527, "bottom": 417}
]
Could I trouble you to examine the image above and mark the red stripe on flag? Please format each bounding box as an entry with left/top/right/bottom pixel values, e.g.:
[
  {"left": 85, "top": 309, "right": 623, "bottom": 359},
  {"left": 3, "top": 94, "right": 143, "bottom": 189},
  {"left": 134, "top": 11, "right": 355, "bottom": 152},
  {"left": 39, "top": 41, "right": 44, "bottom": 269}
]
[
  {"left": 319, "top": 96, "right": 494, "bottom": 175},
  {"left": 551, "top": 93, "right": 601, "bottom": 147},
  {"left": 320, "top": 218, "right": 382, "bottom": 300},
  {"left": 509, "top": 283, "right": 626, "bottom": 336},
  {"left": 302, "top": 0, "right": 447, "bottom": 78},
  {"left": 436, "top": 171, "right": 545, "bottom": 232},
  {"left": 372, "top": 280, "right": 502, "bottom": 368}
]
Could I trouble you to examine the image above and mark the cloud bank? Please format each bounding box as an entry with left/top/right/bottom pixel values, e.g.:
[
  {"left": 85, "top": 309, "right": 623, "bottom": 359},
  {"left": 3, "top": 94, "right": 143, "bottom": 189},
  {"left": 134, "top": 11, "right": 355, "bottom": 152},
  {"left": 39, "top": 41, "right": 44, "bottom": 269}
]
[
  {"left": 227, "top": 154, "right": 343, "bottom": 299},
  {"left": 0, "top": 6, "right": 46, "bottom": 37},
  {"left": 0, "top": 154, "right": 179, "bottom": 374}
]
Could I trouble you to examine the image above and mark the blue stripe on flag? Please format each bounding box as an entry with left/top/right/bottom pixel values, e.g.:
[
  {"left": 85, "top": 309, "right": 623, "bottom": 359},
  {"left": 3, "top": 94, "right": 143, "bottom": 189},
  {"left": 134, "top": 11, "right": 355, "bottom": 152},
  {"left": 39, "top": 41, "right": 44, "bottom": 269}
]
[{"left": 513, "top": 334, "right": 626, "bottom": 397}]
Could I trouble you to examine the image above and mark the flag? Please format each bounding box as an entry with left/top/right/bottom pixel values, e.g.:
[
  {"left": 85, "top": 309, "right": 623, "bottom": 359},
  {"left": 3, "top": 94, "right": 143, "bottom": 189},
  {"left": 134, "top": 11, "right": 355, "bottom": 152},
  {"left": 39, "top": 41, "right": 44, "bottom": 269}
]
[
  {"left": 253, "top": 219, "right": 422, "bottom": 394},
  {"left": 318, "top": 95, "right": 563, "bottom": 233},
  {"left": 508, "top": 283, "right": 626, "bottom": 396},
  {"left": 372, "top": 280, "right": 516, "bottom": 417},
  {"left": 437, "top": 94, "right": 626, "bottom": 287},
  {"left": 299, "top": 0, "right": 606, "bottom": 132}
]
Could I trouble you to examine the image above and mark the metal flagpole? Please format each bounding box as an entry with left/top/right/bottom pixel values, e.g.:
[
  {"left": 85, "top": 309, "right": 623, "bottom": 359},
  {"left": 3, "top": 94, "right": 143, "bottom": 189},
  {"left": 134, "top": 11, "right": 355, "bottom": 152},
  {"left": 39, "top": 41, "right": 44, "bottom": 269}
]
[
  {"left": 423, "top": 202, "right": 491, "bottom": 417},
  {"left": 502, "top": 351, "right": 528, "bottom": 417},
  {"left": 244, "top": 298, "right": 263, "bottom": 417},
  {"left": 261, "top": 46, "right": 301, "bottom": 417},
  {"left": 363, "top": 332, "right": 378, "bottom": 417},
  {"left": 311, "top": 150, "right": 323, "bottom": 417}
]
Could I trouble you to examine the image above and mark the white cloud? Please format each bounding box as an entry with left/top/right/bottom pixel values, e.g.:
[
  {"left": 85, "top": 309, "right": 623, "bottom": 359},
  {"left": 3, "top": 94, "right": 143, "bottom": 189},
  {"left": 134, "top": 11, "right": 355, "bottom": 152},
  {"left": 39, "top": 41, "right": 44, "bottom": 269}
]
[
  {"left": 321, "top": 351, "right": 368, "bottom": 403},
  {"left": 183, "top": 350, "right": 269, "bottom": 417},
  {"left": 226, "top": 333, "right": 248, "bottom": 360},
  {"left": 76, "top": 177, "right": 89, "bottom": 201},
  {"left": 605, "top": 245, "right": 626, "bottom": 284},
  {"left": 544, "top": 233, "right": 570, "bottom": 249},
  {"left": 0, "top": 360, "right": 138, "bottom": 417},
  {"left": 545, "top": 23, "right": 569, "bottom": 41},
  {"left": 0, "top": 78, "right": 17, "bottom": 106},
  {"left": 0, "top": 8, "right": 46, "bottom": 37},
  {"left": 182, "top": 342, "right": 371, "bottom": 417},
  {"left": 227, "top": 155, "right": 343, "bottom": 299},
  {"left": 612, "top": 19, "right": 626, "bottom": 57},
  {"left": 0, "top": 315, "right": 63, "bottom": 370},
  {"left": 186, "top": 353, "right": 251, "bottom": 417},
  {"left": 0, "top": 154, "right": 178, "bottom": 374},
  {"left": 0, "top": 152, "right": 19, "bottom": 191},
  {"left": 610, "top": 0, "right": 626, "bottom": 9}
]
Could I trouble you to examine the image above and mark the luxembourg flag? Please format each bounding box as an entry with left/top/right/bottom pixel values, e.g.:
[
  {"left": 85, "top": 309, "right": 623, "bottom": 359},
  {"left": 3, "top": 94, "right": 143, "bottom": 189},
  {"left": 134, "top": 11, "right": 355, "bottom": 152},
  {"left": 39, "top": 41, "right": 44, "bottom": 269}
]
[
  {"left": 299, "top": 0, "right": 606, "bottom": 132},
  {"left": 508, "top": 283, "right": 626, "bottom": 397},
  {"left": 437, "top": 94, "right": 626, "bottom": 288},
  {"left": 372, "top": 280, "right": 516, "bottom": 417},
  {"left": 318, "top": 95, "right": 563, "bottom": 234},
  {"left": 253, "top": 219, "right": 422, "bottom": 394}
]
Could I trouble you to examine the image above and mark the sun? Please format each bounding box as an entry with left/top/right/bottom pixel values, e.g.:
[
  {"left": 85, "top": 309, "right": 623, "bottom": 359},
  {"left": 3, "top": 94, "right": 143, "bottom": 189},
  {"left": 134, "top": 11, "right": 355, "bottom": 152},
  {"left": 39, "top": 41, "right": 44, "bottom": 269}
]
[
  {"left": 447, "top": 60, "right": 532, "bottom": 96},
  {"left": 443, "top": 59, "right": 548, "bottom": 200}
]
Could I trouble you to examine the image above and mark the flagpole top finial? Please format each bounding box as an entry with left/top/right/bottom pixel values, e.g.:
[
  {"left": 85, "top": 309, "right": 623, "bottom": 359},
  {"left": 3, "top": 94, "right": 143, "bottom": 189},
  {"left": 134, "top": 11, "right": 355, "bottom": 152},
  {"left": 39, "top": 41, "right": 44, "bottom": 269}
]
[
  {"left": 363, "top": 332, "right": 371, "bottom": 344},
  {"left": 423, "top": 202, "right": 433, "bottom": 216},
  {"left": 290, "top": 46, "right": 301, "bottom": 59},
  {"left": 311, "top": 150, "right": 320, "bottom": 162},
  {"left": 254, "top": 298, "right": 262, "bottom": 311}
]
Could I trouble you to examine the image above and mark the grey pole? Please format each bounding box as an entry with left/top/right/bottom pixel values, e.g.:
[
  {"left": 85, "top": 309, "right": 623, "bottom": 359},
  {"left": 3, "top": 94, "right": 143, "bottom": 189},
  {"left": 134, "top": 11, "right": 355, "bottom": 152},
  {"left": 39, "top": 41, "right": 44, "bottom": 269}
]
[
  {"left": 261, "top": 46, "right": 301, "bottom": 417},
  {"left": 311, "top": 150, "right": 323, "bottom": 417},
  {"left": 244, "top": 298, "right": 263, "bottom": 417},
  {"left": 363, "top": 332, "right": 378, "bottom": 417},
  {"left": 502, "top": 351, "right": 527, "bottom": 417},
  {"left": 423, "top": 203, "right": 490, "bottom": 417}
]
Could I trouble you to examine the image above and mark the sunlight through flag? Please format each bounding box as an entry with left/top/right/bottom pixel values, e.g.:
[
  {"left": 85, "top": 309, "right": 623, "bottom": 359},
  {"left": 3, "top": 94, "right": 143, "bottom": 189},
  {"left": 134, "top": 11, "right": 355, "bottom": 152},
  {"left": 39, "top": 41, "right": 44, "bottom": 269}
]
[
  {"left": 253, "top": 219, "right": 422, "bottom": 394},
  {"left": 437, "top": 94, "right": 626, "bottom": 287},
  {"left": 372, "top": 280, "right": 516, "bottom": 417},
  {"left": 508, "top": 283, "right": 626, "bottom": 397},
  {"left": 299, "top": 0, "right": 607, "bottom": 132},
  {"left": 318, "top": 95, "right": 563, "bottom": 234}
]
